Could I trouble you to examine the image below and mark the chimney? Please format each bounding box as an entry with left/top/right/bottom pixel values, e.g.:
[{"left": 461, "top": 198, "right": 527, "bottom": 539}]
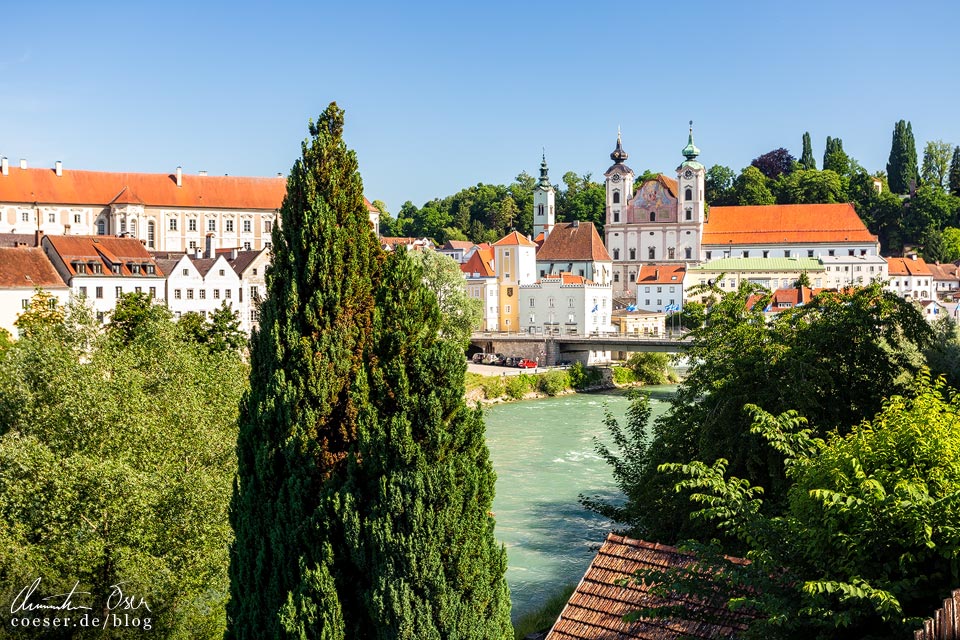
[
  {"left": 195, "top": 246, "right": 203, "bottom": 259},
  {"left": 655, "top": 268, "right": 660, "bottom": 280},
  {"left": 198, "top": 170, "right": 207, "bottom": 176},
  {"left": 34, "top": 229, "right": 44, "bottom": 248},
  {"left": 1, "top": 157, "right": 7, "bottom": 176},
  {"left": 910, "top": 254, "right": 917, "bottom": 261},
  {"left": 230, "top": 247, "right": 238, "bottom": 260},
  {"left": 176, "top": 166, "right": 183, "bottom": 187},
  {"left": 55, "top": 160, "right": 62, "bottom": 177},
  {"left": 19, "top": 159, "right": 27, "bottom": 170},
  {"left": 205, "top": 233, "right": 216, "bottom": 259},
  {"left": 572, "top": 220, "right": 580, "bottom": 228}
]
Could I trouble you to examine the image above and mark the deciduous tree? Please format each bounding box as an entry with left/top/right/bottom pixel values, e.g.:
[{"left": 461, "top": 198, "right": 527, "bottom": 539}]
[{"left": 921, "top": 140, "right": 953, "bottom": 190}]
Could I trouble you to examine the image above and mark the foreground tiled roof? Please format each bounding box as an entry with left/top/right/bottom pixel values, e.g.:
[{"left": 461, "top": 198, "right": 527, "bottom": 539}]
[
  {"left": 537, "top": 222, "right": 612, "bottom": 262},
  {"left": 638, "top": 264, "right": 686, "bottom": 285},
  {"left": 493, "top": 230, "right": 537, "bottom": 247},
  {"left": 0, "top": 166, "right": 286, "bottom": 210},
  {"left": 546, "top": 533, "right": 752, "bottom": 640},
  {"left": 703, "top": 204, "right": 876, "bottom": 245},
  {"left": 0, "top": 247, "right": 68, "bottom": 288},
  {"left": 887, "top": 256, "right": 932, "bottom": 276}
]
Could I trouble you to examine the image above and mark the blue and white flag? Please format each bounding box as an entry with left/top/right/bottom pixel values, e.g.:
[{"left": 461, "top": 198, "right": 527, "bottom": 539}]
[{"left": 591, "top": 304, "right": 599, "bottom": 313}]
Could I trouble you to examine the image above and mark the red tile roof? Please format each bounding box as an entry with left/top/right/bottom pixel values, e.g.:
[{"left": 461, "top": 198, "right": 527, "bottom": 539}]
[
  {"left": 547, "top": 533, "right": 752, "bottom": 640},
  {"left": 461, "top": 249, "right": 495, "bottom": 277},
  {"left": 45, "top": 235, "right": 164, "bottom": 278},
  {"left": 703, "top": 204, "right": 876, "bottom": 245},
  {"left": 540, "top": 273, "right": 594, "bottom": 285},
  {"left": 657, "top": 174, "right": 679, "bottom": 198},
  {"left": 638, "top": 264, "right": 686, "bottom": 285},
  {"left": 0, "top": 247, "right": 68, "bottom": 288},
  {"left": 537, "top": 222, "right": 612, "bottom": 262},
  {"left": 364, "top": 197, "right": 379, "bottom": 213},
  {"left": 928, "top": 262, "right": 960, "bottom": 281},
  {"left": 887, "top": 256, "right": 932, "bottom": 276},
  {"left": 0, "top": 166, "right": 287, "bottom": 210},
  {"left": 493, "top": 230, "right": 537, "bottom": 247}
]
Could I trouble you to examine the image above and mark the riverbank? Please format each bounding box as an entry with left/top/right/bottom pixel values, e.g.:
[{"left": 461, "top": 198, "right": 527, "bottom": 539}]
[{"left": 466, "top": 360, "right": 678, "bottom": 405}]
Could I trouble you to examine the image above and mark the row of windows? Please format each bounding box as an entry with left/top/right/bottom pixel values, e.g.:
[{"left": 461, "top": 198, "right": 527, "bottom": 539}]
[
  {"left": 531, "top": 297, "right": 610, "bottom": 309},
  {"left": 174, "top": 288, "right": 234, "bottom": 300},
  {"left": 642, "top": 299, "right": 677, "bottom": 307},
  {"left": 643, "top": 286, "right": 678, "bottom": 293},
  {"left": 610, "top": 210, "right": 696, "bottom": 224},
  {"left": 78, "top": 285, "right": 157, "bottom": 299},
  {"left": 612, "top": 247, "right": 693, "bottom": 261}
]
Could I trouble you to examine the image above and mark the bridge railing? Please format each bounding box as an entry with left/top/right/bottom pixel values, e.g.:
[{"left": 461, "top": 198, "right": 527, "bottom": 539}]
[{"left": 470, "top": 330, "right": 691, "bottom": 341}]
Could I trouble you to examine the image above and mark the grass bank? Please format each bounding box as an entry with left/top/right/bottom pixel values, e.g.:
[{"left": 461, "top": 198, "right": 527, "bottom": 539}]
[{"left": 511, "top": 583, "right": 578, "bottom": 639}]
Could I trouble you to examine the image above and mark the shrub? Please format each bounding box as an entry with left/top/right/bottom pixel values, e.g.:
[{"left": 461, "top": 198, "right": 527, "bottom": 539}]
[
  {"left": 505, "top": 375, "right": 532, "bottom": 400},
  {"left": 626, "top": 352, "right": 670, "bottom": 385},
  {"left": 612, "top": 366, "right": 637, "bottom": 385},
  {"left": 481, "top": 376, "right": 505, "bottom": 399},
  {"left": 568, "top": 361, "right": 587, "bottom": 389},
  {"left": 538, "top": 370, "right": 571, "bottom": 396}
]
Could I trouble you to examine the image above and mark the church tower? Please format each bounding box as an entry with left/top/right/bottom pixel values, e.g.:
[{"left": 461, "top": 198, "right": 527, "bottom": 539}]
[
  {"left": 533, "top": 152, "right": 555, "bottom": 240},
  {"left": 676, "top": 121, "right": 705, "bottom": 261},
  {"left": 604, "top": 129, "right": 634, "bottom": 227},
  {"left": 604, "top": 129, "right": 636, "bottom": 297}
]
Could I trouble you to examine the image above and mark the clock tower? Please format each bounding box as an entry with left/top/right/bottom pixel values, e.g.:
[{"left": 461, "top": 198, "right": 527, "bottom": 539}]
[
  {"left": 604, "top": 129, "right": 636, "bottom": 296},
  {"left": 533, "top": 152, "right": 556, "bottom": 240},
  {"left": 676, "top": 121, "right": 705, "bottom": 260}
]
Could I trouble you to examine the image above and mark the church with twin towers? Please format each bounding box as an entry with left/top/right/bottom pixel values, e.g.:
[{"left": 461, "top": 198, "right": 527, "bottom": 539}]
[{"left": 533, "top": 123, "right": 881, "bottom": 300}]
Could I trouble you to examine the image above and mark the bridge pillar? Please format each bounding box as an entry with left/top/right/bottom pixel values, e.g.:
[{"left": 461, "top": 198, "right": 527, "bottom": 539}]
[{"left": 544, "top": 338, "right": 559, "bottom": 367}]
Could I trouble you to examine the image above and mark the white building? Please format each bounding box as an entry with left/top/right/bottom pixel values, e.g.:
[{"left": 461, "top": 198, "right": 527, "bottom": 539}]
[
  {"left": 533, "top": 153, "right": 557, "bottom": 240},
  {"left": 460, "top": 246, "right": 499, "bottom": 331},
  {"left": 820, "top": 254, "right": 888, "bottom": 289},
  {"left": 519, "top": 273, "right": 613, "bottom": 363},
  {"left": 42, "top": 234, "right": 165, "bottom": 322},
  {"left": 155, "top": 253, "right": 241, "bottom": 321},
  {"left": 636, "top": 264, "right": 687, "bottom": 313},
  {"left": 0, "top": 158, "right": 381, "bottom": 252},
  {"left": 220, "top": 247, "right": 271, "bottom": 333},
  {"left": 927, "top": 262, "right": 960, "bottom": 299},
  {"left": 0, "top": 233, "right": 70, "bottom": 335},
  {"left": 886, "top": 256, "right": 933, "bottom": 299}
]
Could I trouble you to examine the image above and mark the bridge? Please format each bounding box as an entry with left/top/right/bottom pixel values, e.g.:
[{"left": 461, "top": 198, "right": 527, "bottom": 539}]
[{"left": 469, "top": 331, "right": 691, "bottom": 366}]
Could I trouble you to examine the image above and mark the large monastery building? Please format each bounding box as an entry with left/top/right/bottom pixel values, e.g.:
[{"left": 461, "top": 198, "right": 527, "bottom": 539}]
[{"left": 601, "top": 126, "right": 880, "bottom": 297}]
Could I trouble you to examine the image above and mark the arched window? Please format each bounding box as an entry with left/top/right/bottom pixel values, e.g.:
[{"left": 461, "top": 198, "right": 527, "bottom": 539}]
[
  {"left": 538, "top": 204, "right": 544, "bottom": 216},
  {"left": 97, "top": 220, "right": 105, "bottom": 235},
  {"left": 648, "top": 247, "right": 656, "bottom": 260},
  {"left": 613, "top": 272, "right": 620, "bottom": 283},
  {"left": 629, "top": 248, "right": 636, "bottom": 260},
  {"left": 685, "top": 188, "right": 693, "bottom": 201},
  {"left": 130, "top": 219, "right": 137, "bottom": 237},
  {"left": 147, "top": 221, "right": 155, "bottom": 248},
  {"left": 613, "top": 190, "right": 620, "bottom": 204},
  {"left": 613, "top": 248, "right": 620, "bottom": 260},
  {"left": 668, "top": 247, "right": 675, "bottom": 259},
  {"left": 649, "top": 212, "right": 655, "bottom": 222}
]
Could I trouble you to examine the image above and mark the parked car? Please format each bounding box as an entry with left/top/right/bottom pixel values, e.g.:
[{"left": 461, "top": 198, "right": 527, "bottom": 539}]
[
  {"left": 517, "top": 359, "right": 537, "bottom": 369},
  {"left": 472, "top": 353, "right": 485, "bottom": 363},
  {"left": 482, "top": 353, "right": 500, "bottom": 364},
  {"left": 493, "top": 354, "right": 507, "bottom": 366},
  {"left": 504, "top": 356, "right": 517, "bottom": 367}
]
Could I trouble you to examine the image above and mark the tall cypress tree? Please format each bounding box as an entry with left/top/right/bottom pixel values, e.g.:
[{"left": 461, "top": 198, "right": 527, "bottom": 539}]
[
  {"left": 227, "top": 104, "right": 511, "bottom": 639},
  {"left": 887, "top": 119, "right": 919, "bottom": 194},
  {"left": 800, "top": 131, "right": 816, "bottom": 170},
  {"left": 227, "top": 103, "right": 380, "bottom": 639},
  {"left": 949, "top": 146, "right": 960, "bottom": 196}
]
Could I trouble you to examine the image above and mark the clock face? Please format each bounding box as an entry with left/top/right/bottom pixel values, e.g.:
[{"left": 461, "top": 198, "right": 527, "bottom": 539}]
[
  {"left": 611, "top": 173, "right": 621, "bottom": 183},
  {"left": 683, "top": 169, "right": 693, "bottom": 179}
]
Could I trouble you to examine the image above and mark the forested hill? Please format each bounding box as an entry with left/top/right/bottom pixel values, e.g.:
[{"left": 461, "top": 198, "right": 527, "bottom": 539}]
[{"left": 378, "top": 126, "right": 960, "bottom": 259}]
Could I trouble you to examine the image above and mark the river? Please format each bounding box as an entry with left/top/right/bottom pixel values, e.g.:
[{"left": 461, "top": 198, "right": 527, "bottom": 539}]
[{"left": 483, "top": 386, "right": 676, "bottom": 622}]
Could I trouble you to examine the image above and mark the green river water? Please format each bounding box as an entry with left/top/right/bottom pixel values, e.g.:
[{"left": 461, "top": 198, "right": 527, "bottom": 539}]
[{"left": 483, "top": 386, "right": 676, "bottom": 622}]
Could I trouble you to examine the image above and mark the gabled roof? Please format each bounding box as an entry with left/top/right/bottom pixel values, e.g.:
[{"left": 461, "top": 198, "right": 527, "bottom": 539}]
[
  {"left": 364, "top": 197, "right": 379, "bottom": 213},
  {"left": 0, "top": 166, "right": 286, "bottom": 210},
  {"left": 546, "top": 533, "right": 752, "bottom": 640},
  {"left": 108, "top": 186, "right": 145, "bottom": 205},
  {"left": 887, "top": 256, "right": 932, "bottom": 276},
  {"left": 536, "top": 222, "right": 612, "bottom": 262},
  {"left": 441, "top": 240, "right": 474, "bottom": 251},
  {"left": 0, "top": 247, "right": 68, "bottom": 288},
  {"left": 217, "top": 247, "right": 267, "bottom": 276},
  {"left": 0, "top": 233, "right": 39, "bottom": 248},
  {"left": 460, "top": 249, "right": 495, "bottom": 278},
  {"left": 539, "top": 272, "right": 594, "bottom": 285},
  {"left": 746, "top": 286, "right": 824, "bottom": 311},
  {"left": 703, "top": 204, "right": 876, "bottom": 246},
  {"left": 492, "top": 231, "right": 537, "bottom": 247},
  {"left": 638, "top": 264, "right": 686, "bottom": 285},
  {"left": 656, "top": 174, "right": 678, "bottom": 198},
  {"left": 45, "top": 235, "right": 164, "bottom": 278},
  {"left": 927, "top": 262, "right": 960, "bottom": 281}
]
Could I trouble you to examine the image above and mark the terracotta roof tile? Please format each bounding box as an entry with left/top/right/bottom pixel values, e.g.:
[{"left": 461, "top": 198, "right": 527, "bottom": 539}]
[
  {"left": 638, "top": 264, "right": 686, "bottom": 285},
  {"left": 545, "top": 533, "right": 753, "bottom": 640},
  {"left": 442, "top": 240, "right": 475, "bottom": 250},
  {"left": 703, "top": 204, "right": 876, "bottom": 245},
  {"left": 216, "top": 248, "right": 266, "bottom": 276},
  {"left": 45, "top": 235, "right": 164, "bottom": 278},
  {"left": 0, "top": 247, "right": 68, "bottom": 288},
  {"left": 0, "top": 166, "right": 286, "bottom": 210},
  {"left": 493, "top": 230, "right": 537, "bottom": 247},
  {"left": 928, "top": 262, "right": 960, "bottom": 281},
  {"left": 537, "top": 222, "right": 612, "bottom": 262},
  {"left": 0, "top": 233, "right": 40, "bottom": 248},
  {"left": 461, "top": 250, "right": 494, "bottom": 277},
  {"left": 887, "top": 256, "right": 932, "bottom": 276}
]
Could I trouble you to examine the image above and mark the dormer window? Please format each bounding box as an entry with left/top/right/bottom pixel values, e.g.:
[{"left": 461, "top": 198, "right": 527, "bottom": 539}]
[
  {"left": 146, "top": 264, "right": 155, "bottom": 275},
  {"left": 130, "top": 263, "right": 141, "bottom": 275},
  {"left": 92, "top": 263, "right": 102, "bottom": 274},
  {"left": 74, "top": 262, "right": 86, "bottom": 274},
  {"left": 111, "top": 264, "right": 121, "bottom": 274}
]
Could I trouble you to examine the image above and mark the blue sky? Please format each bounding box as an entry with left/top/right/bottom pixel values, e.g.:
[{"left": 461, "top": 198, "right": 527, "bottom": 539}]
[{"left": 3, "top": 1, "right": 958, "bottom": 214}]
